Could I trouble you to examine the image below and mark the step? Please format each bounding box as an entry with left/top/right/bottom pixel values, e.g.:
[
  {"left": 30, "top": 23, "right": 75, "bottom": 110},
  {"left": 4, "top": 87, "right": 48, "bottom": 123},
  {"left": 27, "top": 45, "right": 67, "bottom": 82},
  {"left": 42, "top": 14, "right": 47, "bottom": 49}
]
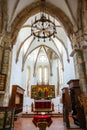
[{"left": 22, "top": 112, "right": 63, "bottom": 118}]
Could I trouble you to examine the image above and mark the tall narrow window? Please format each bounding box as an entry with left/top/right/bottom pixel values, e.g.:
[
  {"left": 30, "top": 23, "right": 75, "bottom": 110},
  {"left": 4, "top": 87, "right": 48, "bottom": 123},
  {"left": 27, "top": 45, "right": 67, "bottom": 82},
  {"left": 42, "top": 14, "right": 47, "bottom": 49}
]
[
  {"left": 43, "top": 66, "right": 49, "bottom": 84},
  {"left": 37, "top": 66, "right": 49, "bottom": 85},
  {"left": 38, "top": 66, "right": 42, "bottom": 85},
  {"left": 59, "top": 61, "right": 63, "bottom": 86},
  {"left": 26, "top": 66, "right": 30, "bottom": 96}
]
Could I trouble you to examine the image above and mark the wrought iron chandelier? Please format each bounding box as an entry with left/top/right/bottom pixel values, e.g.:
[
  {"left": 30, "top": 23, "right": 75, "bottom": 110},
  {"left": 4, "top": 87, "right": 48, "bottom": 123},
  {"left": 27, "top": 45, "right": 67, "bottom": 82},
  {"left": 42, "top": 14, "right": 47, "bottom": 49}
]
[{"left": 31, "top": 0, "right": 57, "bottom": 42}]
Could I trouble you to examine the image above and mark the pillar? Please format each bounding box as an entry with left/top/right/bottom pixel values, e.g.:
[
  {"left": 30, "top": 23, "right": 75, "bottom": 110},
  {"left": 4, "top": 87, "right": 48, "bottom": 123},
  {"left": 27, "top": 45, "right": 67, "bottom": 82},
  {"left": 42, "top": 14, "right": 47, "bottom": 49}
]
[
  {"left": 73, "top": 50, "right": 87, "bottom": 96},
  {"left": 83, "top": 50, "right": 87, "bottom": 81},
  {"left": 1, "top": 34, "right": 12, "bottom": 106}
]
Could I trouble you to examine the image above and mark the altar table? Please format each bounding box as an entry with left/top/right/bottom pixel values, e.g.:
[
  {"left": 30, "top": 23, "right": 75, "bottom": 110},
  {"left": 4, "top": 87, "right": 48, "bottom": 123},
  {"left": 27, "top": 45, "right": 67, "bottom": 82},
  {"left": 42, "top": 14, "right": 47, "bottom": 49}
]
[
  {"left": 35, "top": 100, "right": 51, "bottom": 109},
  {"left": 32, "top": 115, "right": 52, "bottom": 130}
]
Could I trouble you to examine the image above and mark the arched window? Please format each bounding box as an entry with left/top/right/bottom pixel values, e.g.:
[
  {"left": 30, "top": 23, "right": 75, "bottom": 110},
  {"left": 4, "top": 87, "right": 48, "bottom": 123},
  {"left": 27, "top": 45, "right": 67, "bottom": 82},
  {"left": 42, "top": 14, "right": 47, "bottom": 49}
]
[
  {"left": 37, "top": 66, "right": 49, "bottom": 85},
  {"left": 43, "top": 66, "right": 49, "bottom": 84},
  {"left": 59, "top": 61, "right": 63, "bottom": 86},
  {"left": 38, "top": 66, "right": 43, "bottom": 85},
  {"left": 26, "top": 66, "right": 30, "bottom": 96}
]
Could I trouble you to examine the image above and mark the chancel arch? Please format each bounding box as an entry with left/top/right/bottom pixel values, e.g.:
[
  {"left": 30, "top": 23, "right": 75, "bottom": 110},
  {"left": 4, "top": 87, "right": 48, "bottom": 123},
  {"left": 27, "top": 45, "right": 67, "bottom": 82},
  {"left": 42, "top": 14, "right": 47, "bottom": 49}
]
[
  {"left": 0, "top": 1, "right": 87, "bottom": 129},
  {"left": 9, "top": 0, "right": 74, "bottom": 104},
  {"left": 1, "top": 0, "right": 87, "bottom": 121},
  {"left": 10, "top": 1, "right": 73, "bottom": 45}
]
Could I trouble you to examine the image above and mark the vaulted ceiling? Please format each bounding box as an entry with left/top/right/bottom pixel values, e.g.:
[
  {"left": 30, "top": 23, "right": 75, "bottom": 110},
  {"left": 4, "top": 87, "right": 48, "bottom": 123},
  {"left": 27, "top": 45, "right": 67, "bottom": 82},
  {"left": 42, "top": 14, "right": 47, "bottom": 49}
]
[
  {"left": 5, "top": 0, "right": 81, "bottom": 70},
  {"left": 8, "top": 0, "right": 78, "bottom": 27}
]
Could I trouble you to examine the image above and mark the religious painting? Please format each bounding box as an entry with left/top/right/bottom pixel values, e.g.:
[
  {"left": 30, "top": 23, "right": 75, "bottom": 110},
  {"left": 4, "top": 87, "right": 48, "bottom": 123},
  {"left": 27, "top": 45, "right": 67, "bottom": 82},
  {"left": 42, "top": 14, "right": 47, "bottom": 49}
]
[{"left": 31, "top": 85, "right": 55, "bottom": 99}]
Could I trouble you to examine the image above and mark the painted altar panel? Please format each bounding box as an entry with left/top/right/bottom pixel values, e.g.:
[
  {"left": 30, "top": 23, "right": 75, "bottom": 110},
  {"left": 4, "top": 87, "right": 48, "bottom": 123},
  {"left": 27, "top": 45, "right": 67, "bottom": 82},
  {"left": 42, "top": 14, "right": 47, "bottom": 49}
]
[{"left": 31, "top": 85, "right": 55, "bottom": 99}]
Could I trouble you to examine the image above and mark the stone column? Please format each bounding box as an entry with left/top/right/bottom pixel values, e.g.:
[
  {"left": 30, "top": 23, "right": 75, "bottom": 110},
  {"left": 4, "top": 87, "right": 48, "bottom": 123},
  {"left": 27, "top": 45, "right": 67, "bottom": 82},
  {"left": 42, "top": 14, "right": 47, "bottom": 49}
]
[
  {"left": 73, "top": 53, "right": 79, "bottom": 78},
  {"left": 0, "top": 45, "right": 4, "bottom": 72},
  {"left": 70, "top": 25, "right": 87, "bottom": 95},
  {"left": 1, "top": 34, "right": 12, "bottom": 106},
  {"left": 83, "top": 50, "right": 87, "bottom": 81},
  {"left": 73, "top": 50, "right": 87, "bottom": 96},
  {"left": 82, "top": 0, "right": 87, "bottom": 42},
  {"left": 82, "top": 0, "right": 87, "bottom": 81}
]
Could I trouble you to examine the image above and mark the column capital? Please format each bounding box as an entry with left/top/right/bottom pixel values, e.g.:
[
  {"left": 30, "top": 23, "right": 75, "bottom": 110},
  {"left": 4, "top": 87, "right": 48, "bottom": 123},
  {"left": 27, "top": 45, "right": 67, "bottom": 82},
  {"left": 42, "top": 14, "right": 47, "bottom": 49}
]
[
  {"left": 70, "top": 31, "right": 87, "bottom": 56},
  {"left": 2, "top": 32, "right": 12, "bottom": 50}
]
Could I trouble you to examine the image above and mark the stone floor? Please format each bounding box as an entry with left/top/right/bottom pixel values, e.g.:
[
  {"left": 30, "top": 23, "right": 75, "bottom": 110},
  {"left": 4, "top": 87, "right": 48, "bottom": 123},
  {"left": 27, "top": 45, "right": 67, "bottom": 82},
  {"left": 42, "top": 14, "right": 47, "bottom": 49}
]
[{"left": 14, "top": 117, "right": 86, "bottom": 130}]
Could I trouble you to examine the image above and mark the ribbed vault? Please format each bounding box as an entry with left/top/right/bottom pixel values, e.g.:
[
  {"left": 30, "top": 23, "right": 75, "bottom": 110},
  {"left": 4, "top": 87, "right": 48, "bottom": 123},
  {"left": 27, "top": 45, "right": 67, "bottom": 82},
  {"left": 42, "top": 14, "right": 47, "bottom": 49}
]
[
  {"left": 11, "top": 1, "right": 73, "bottom": 45},
  {"left": 10, "top": 0, "right": 73, "bottom": 73}
]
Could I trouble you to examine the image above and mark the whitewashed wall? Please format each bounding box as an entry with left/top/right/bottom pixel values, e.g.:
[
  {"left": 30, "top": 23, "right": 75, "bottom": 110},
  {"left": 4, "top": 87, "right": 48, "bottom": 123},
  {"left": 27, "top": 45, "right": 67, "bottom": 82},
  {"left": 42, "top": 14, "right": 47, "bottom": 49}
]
[
  {"left": 10, "top": 40, "right": 24, "bottom": 94},
  {"left": 62, "top": 38, "right": 75, "bottom": 88},
  {"left": 10, "top": 37, "right": 75, "bottom": 113}
]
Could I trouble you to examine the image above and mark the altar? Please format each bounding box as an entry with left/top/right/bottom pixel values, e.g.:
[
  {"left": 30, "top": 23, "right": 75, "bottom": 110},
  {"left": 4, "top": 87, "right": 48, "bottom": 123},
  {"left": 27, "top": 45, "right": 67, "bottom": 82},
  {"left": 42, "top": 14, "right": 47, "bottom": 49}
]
[
  {"left": 34, "top": 99, "right": 52, "bottom": 113},
  {"left": 31, "top": 85, "right": 55, "bottom": 113}
]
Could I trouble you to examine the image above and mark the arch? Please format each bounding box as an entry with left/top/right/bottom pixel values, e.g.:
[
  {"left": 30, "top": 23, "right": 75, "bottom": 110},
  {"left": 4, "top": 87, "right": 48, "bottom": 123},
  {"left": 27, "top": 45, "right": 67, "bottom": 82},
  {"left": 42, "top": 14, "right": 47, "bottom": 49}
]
[
  {"left": 16, "top": 26, "right": 70, "bottom": 64},
  {"left": 33, "top": 46, "right": 53, "bottom": 77},
  {"left": 16, "top": 34, "right": 32, "bottom": 63},
  {"left": 22, "top": 45, "right": 64, "bottom": 71},
  {"left": 55, "top": 35, "right": 70, "bottom": 62},
  {"left": 11, "top": 1, "right": 73, "bottom": 45},
  {"left": 33, "top": 46, "right": 42, "bottom": 76}
]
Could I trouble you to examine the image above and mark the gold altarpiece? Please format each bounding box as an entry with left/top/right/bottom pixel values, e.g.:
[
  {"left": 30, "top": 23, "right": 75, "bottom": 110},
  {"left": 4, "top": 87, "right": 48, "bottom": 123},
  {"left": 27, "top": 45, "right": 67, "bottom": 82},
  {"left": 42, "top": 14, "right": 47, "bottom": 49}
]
[
  {"left": 31, "top": 85, "right": 55, "bottom": 99},
  {"left": 31, "top": 85, "right": 55, "bottom": 112}
]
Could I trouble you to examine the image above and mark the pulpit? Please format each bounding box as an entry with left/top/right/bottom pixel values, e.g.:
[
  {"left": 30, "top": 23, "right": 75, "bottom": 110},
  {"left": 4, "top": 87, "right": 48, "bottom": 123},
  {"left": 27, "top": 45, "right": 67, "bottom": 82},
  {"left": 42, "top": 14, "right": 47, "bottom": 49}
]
[{"left": 32, "top": 115, "right": 52, "bottom": 130}]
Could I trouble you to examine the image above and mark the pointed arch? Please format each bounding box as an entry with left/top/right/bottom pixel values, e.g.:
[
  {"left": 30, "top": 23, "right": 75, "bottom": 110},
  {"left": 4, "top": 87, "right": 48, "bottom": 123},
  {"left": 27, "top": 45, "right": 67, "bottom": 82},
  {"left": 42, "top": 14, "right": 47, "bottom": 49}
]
[
  {"left": 11, "top": 1, "right": 73, "bottom": 45},
  {"left": 55, "top": 35, "right": 70, "bottom": 62},
  {"left": 43, "top": 46, "right": 53, "bottom": 76},
  {"left": 16, "top": 34, "right": 32, "bottom": 63},
  {"left": 33, "top": 46, "right": 42, "bottom": 76},
  {"left": 22, "top": 45, "right": 64, "bottom": 71},
  {"left": 33, "top": 46, "right": 53, "bottom": 77}
]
